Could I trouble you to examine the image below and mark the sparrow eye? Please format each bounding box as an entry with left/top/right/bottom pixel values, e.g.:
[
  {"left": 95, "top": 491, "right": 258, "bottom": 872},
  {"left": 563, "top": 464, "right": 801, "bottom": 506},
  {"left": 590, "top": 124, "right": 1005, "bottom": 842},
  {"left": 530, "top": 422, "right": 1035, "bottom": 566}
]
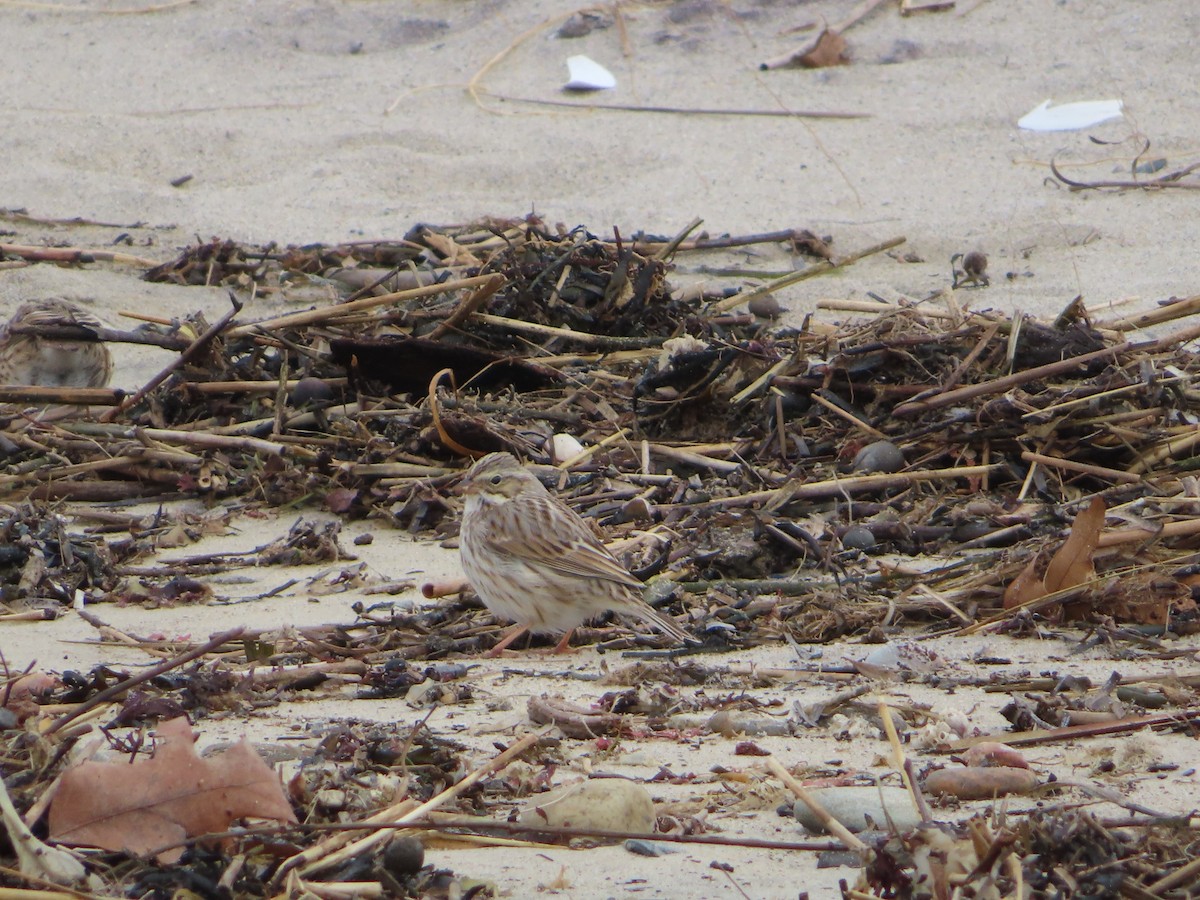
[{"left": 490, "top": 474, "right": 503, "bottom": 486}]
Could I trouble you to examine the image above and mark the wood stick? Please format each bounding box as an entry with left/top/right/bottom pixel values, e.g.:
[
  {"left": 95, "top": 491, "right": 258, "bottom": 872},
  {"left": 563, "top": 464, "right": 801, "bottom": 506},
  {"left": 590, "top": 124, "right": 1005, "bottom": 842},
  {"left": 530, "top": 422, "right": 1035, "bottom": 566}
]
[
  {"left": 809, "top": 392, "right": 889, "bottom": 440},
  {"left": 711, "top": 236, "right": 906, "bottom": 314},
  {"left": 406, "top": 815, "right": 842, "bottom": 852},
  {"left": 941, "top": 707, "right": 1200, "bottom": 752},
  {"left": 7, "top": 323, "right": 190, "bottom": 350},
  {"left": 476, "top": 91, "right": 870, "bottom": 120},
  {"left": 471, "top": 313, "right": 663, "bottom": 349},
  {"left": 895, "top": 319, "right": 1200, "bottom": 417},
  {"left": 632, "top": 227, "right": 815, "bottom": 255},
  {"left": 877, "top": 701, "right": 927, "bottom": 823},
  {"left": 765, "top": 757, "right": 868, "bottom": 852},
  {"left": 816, "top": 298, "right": 962, "bottom": 321},
  {"left": 0, "top": 242, "right": 159, "bottom": 267},
  {"left": 427, "top": 273, "right": 507, "bottom": 339},
  {"left": 224, "top": 274, "right": 495, "bottom": 338},
  {"left": 893, "top": 343, "right": 1129, "bottom": 417},
  {"left": 1020, "top": 451, "right": 1141, "bottom": 484},
  {"left": 1096, "top": 516, "right": 1200, "bottom": 548},
  {"left": 0, "top": 385, "right": 125, "bottom": 405},
  {"left": 666, "top": 464, "right": 998, "bottom": 511},
  {"left": 183, "top": 378, "right": 349, "bottom": 395},
  {"left": 1099, "top": 292, "right": 1200, "bottom": 332},
  {"left": 101, "top": 295, "right": 243, "bottom": 422}
]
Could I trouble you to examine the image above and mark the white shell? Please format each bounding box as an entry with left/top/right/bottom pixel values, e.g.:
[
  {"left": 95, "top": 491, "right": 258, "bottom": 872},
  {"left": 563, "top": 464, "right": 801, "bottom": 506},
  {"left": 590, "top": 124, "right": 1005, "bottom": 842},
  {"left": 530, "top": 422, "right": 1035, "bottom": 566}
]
[
  {"left": 549, "top": 432, "right": 585, "bottom": 464},
  {"left": 1018, "top": 98, "right": 1123, "bottom": 132},
  {"left": 564, "top": 55, "right": 616, "bottom": 91}
]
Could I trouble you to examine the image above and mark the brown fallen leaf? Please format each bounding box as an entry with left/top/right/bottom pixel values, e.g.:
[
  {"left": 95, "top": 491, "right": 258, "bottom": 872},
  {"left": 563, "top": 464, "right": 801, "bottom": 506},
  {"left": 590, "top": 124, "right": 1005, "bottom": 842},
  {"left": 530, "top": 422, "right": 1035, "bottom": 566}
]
[
  {"left": 761, "top": 28, "right": 849, "bottom": 70},
  {"left": 1043, "top": 496, "right": 1104, "bottom": 593},
  {"left": 1004, "top": 497, "right": 1105, "bottom": 609},
  {"left": 1, "top": 671, "right": 58, "bottom": 723},
  {"left": 49, "top": 717, "right": 296, "bottom": 863}
]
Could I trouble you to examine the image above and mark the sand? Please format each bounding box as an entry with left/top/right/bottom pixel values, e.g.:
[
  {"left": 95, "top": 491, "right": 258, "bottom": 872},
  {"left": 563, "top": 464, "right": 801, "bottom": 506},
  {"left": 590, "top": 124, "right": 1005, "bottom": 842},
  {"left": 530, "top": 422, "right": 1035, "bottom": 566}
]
[{"left": 3, "top": 0, "right": 1199, "bottom": 897}]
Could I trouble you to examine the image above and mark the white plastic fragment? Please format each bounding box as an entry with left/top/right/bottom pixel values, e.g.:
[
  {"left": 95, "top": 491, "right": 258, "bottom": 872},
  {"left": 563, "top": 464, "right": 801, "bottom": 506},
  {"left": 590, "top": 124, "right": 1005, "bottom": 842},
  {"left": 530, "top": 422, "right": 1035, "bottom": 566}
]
[
  {"left": 1018, "top": 98, "right": 1124, "bottom": 132},
  {"left": 563, "top": 55, "right": 616, "bottom": 91}
]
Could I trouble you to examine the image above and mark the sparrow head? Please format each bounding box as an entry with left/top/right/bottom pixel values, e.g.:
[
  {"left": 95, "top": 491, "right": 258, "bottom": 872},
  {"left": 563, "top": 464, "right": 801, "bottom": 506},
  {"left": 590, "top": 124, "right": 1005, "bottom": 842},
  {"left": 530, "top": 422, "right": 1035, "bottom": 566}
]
[{"left": 459, "top": 452, "right": 538, "bottom": 501}]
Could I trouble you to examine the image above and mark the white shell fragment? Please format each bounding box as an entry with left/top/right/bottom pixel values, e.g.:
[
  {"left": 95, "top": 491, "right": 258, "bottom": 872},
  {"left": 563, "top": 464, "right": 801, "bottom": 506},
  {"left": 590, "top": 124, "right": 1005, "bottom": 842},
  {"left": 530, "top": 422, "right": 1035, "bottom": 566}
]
[
  {"left": 564, "top": 55, "right": 616, "bottom": 92},
  {"left": 1018, "top": 99, "right": 1124, "bottom": 132},
  {"left": 549, "top": 432, "right": 585, "bottom": 464}
]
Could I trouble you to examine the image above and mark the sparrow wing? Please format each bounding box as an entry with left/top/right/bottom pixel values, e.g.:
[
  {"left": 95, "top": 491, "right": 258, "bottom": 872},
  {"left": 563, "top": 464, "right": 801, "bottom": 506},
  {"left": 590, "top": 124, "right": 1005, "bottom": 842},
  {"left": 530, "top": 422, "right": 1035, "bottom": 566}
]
[{"left": 484, "top": 494, "right": 645, "bottom": 589}]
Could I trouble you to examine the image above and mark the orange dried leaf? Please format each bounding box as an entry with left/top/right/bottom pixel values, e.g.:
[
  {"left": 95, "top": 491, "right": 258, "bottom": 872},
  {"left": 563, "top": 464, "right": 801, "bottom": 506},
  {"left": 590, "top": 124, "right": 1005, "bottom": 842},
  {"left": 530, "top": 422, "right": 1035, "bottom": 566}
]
[
  {"left": 1002, "top": 551, "right": 1046, "bottom": 609},
  {"left": 1044, "top": 496, "right": 1105, "bottom": 593},
  {"left": 761, "top": 28, "right": 849, "bottom": 70},
  {"left": 1, "top": 671, "right": 58, "bottom": 722},
  {"left": 1003, "top": 498, "right": 1106, "bottom": 610},
  {"left": 799, "top": 28, "right": 849, "bottom": 68},
  {"left": 49, "top": 717, "right": 295, "bottom": 863}
]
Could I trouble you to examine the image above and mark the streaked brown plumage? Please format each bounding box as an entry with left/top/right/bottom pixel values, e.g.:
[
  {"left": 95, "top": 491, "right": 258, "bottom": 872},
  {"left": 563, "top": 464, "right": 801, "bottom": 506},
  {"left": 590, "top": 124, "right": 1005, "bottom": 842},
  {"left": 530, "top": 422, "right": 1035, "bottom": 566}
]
[
  {"left": 0, "top": 299, "right": 112, "bottom": 388},
  {"left": 459, "top": 452, "right": 692, "bottom": 653}
]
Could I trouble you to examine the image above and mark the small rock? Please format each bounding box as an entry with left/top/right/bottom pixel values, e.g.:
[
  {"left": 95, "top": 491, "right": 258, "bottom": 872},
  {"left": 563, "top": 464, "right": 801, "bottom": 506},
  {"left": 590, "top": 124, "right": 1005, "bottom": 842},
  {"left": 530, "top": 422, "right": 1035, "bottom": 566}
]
[
  {"left": 787, "top": 787, "right": 916, "bottom": 840},
  {"left": 793, "top": 786, "right": 920, "bottom": 834},
  {"left": 381, "top": 835, "right": 425, "bottom": 877},
  {"left": 923, "top": 766, "right": 1039, "bottom": 800},
  {"left": 519, "top": 779, "right": 655, "bottom": 833},
  {"left": 841, "top": 525, "right": 876, "bottom": 551},
  {"left": 961, "top": 742, "right": 1029, "bottom": 769},
  {"left": 852, "top": 441, "right": 904, "bottom": 473},
  {"left": 291, "top": 376, "right": 334, "bottom": 405},
  {"left": 748, "top": 294, "right": 784, "bottom": 319},
  {"left": 624, "top": 838, "right": 677, "bottom": 856}
]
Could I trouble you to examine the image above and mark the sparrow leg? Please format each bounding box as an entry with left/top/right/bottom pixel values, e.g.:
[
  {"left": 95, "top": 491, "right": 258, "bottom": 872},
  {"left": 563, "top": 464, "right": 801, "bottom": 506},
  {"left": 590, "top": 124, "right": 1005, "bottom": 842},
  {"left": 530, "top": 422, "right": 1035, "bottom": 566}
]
[
  {"left": 485, "top": 624, "right": 529, "bottom": 657},
  {"left": 551, "top": 629, "right": 575, "bottom": 654}
]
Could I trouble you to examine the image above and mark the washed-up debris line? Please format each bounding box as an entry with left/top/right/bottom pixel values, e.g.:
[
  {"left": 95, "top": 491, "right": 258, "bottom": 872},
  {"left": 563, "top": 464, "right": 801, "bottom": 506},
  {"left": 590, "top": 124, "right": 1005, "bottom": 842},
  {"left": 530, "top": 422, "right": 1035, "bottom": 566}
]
[
  {"left": 3, "top": 217, "right": 1200, "bottom": 646},
  {"left": 4, "top": 217, "right": 1200, "bottom": 897}
]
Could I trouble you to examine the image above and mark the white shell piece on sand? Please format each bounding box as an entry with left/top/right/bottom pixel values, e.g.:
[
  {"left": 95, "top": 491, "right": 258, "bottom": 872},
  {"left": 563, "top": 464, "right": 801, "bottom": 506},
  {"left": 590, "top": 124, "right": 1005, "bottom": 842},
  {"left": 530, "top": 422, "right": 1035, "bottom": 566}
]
[
  {"left": 549, "top": 432, "right": 585, "bottom": 464},
  {"left": 1018, "top": 98, "right": 1124, "bottom": 131},
  {"left": 564, "top": 54, "right": 616, "bottom": 91}
]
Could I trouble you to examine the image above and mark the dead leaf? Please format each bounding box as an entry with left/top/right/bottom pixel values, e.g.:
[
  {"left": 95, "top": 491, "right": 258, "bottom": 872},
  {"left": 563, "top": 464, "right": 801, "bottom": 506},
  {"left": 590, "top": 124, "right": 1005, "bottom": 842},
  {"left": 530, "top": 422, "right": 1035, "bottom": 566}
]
[
  {"left": 761, "top": 28, "right": 849, "bottom": 70},
  {"left": 1003, "top": 550, "right": 1048, "bottom": 609},
  {"left": 2, "top": 671, "right": 58, "bottom": 722},
  {"left": 1004, "top": 497, "right": 1105, "bottom": 609},
  {"left": 1044, "top": 496, "right": 1104, "bottom": 593},
  {"left": 49, "top": 717, "right": 296, "bottom": 863}
]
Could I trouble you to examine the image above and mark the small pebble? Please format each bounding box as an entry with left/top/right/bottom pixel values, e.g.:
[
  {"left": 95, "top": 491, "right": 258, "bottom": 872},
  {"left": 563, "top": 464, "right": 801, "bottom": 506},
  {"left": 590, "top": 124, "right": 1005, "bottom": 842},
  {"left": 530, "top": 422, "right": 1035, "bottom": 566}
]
[
  {"left": 748, "top": 294, "right": 784, "bottom": 319},
  {"left": 291, "top": 376, "right": 334, "bottom": 405},
  {"left": 924, "top": 766, "right": 1039, "bottom": 800},
  {"left": 793, "top": 786, "right": 920, "bottom": 834},
  {"left": 381, "top": 835, "right": 426, "bottom": 877},
  {"left": 852, "top": 440, "right": 905, "bottom": 473},
  {"left": 624, "top": 839, "right": 677, "bottom": 857},
  {"left": 519, "top": 779, "right": 655, "bottom": 833},
  {"left": 550, "top": 432, "right": 584, "bottom": 463},
  {"left": 841, "top": 525, "right": 876, "bottom": 551}
]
